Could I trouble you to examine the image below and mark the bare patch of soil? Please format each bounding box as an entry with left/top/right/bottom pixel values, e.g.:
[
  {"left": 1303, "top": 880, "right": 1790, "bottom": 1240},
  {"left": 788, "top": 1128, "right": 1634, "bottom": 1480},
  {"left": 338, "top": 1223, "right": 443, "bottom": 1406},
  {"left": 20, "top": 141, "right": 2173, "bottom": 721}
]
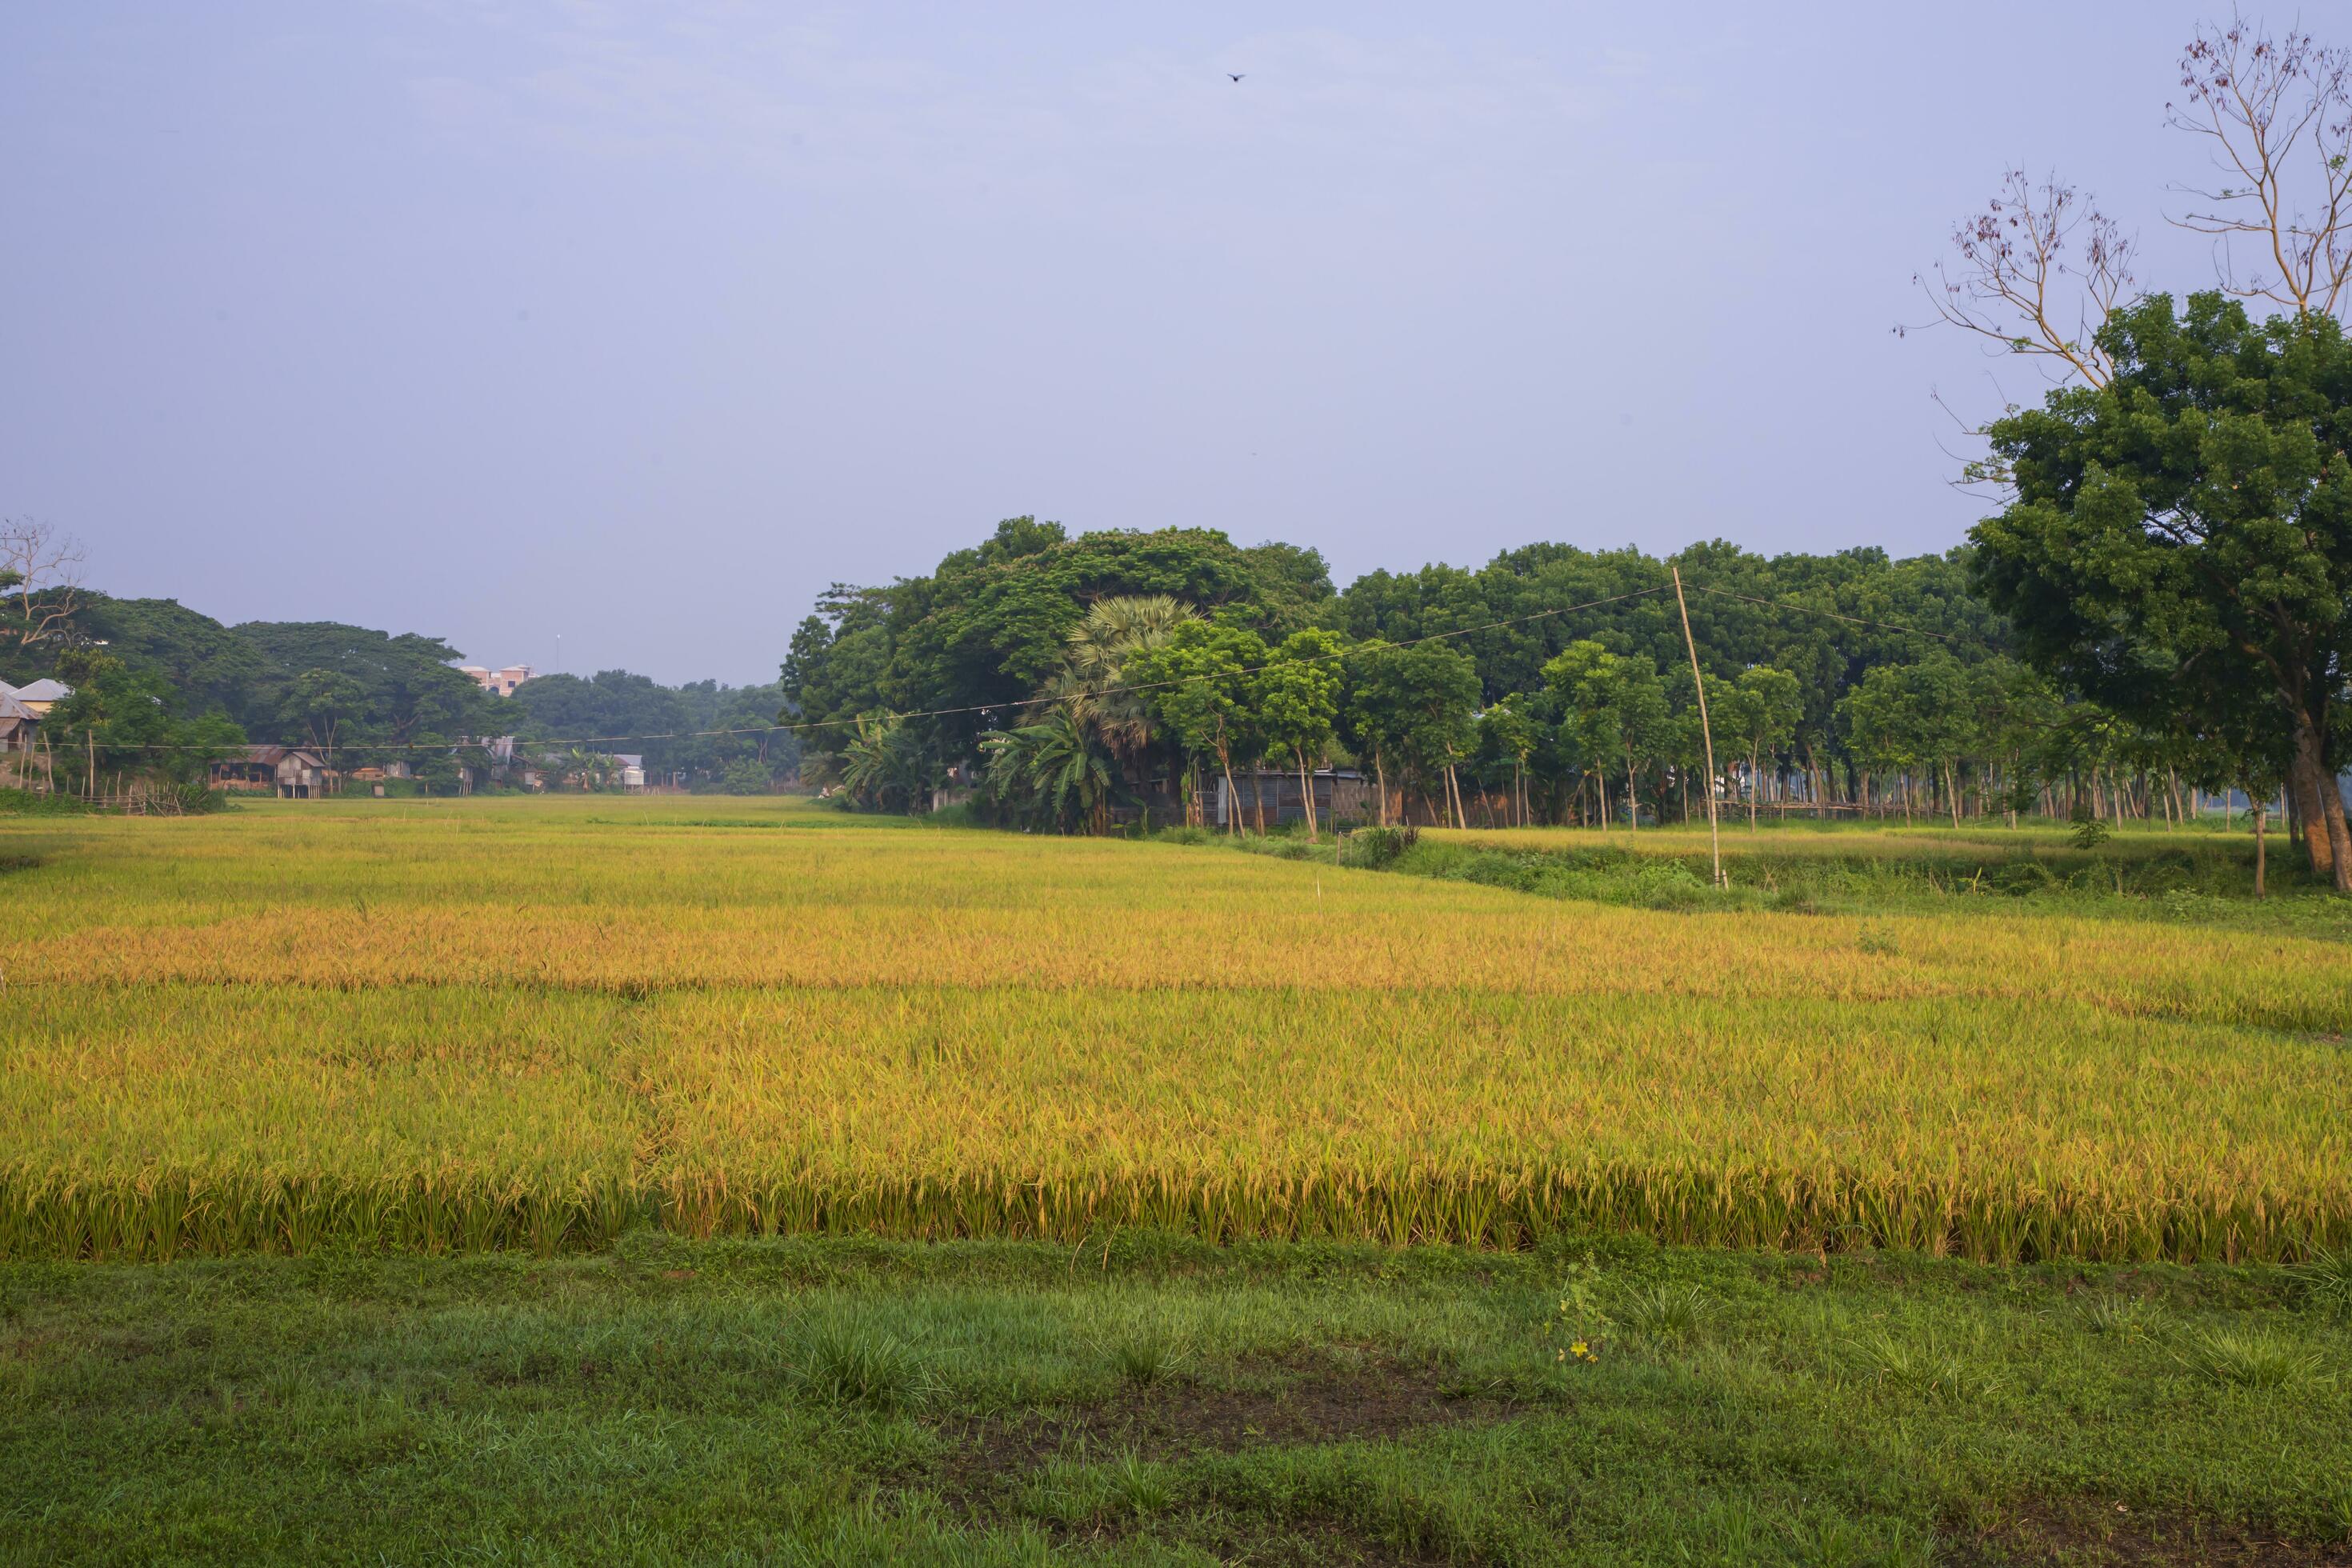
[
  {"left": 938, "top": 1350, "right": 1513, "bottom": 1483},
  {"left": 1950, "top": 1498, "right": 2352, "bottom": 1567}
]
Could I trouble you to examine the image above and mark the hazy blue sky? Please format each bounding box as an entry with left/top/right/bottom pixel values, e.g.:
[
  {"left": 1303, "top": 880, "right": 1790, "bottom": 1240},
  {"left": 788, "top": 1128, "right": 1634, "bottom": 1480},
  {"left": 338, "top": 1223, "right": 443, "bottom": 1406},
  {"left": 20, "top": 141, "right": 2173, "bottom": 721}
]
[{"left": 5, "top": 2, "right": 2239, "bottom": 682}]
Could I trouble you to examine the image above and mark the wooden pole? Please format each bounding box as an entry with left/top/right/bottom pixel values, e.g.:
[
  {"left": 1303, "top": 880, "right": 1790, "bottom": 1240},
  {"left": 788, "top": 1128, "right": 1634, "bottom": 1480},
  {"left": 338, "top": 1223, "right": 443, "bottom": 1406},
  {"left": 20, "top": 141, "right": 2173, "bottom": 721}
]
[{"left": 1670, "top": 566, "right": 1725, "bottom": 888}]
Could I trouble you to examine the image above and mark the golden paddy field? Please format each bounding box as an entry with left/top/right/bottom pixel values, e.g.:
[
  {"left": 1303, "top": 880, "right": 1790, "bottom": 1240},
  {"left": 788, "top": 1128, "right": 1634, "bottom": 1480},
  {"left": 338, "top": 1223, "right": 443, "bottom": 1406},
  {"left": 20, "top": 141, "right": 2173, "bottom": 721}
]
[{"left": 3, "top": 795, "right": 2346, "bottom": 1262}]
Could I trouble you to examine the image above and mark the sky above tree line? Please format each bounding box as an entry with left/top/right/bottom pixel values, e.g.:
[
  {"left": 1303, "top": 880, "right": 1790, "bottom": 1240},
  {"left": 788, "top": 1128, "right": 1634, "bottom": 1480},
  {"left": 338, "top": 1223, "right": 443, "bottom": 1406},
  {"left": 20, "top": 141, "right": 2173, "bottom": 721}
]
[{"left": 3, "top": 2, "right": 2239, "bottom": 684}]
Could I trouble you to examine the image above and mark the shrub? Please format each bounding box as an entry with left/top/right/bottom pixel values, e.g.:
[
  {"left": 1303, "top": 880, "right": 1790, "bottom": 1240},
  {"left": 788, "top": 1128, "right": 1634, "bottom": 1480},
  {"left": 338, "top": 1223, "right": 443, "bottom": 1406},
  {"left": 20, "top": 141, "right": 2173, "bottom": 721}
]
[
  {"left": 1342, "top": 825, "right": 1418, "bottom": 869},
  {"left": 720, "top": 759, "right": 770, "bottom": 795}
]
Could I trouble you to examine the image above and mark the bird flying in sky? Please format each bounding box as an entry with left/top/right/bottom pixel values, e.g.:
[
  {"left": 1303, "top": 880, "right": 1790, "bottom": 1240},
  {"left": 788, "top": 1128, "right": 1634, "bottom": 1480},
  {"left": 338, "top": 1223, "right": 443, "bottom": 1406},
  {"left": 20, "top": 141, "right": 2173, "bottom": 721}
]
[{"left": 1227, "top": 73, "right": 1245, "bottom": 82}]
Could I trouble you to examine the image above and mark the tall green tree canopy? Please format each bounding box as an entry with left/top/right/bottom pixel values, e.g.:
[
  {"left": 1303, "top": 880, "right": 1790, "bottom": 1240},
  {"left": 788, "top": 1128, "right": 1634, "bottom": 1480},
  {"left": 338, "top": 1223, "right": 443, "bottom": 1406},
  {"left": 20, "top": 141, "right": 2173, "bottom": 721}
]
[
  {"left": 784, "top": 520, "right": 1333, "bottom": 765},
  {"left": 1972, "top": 292, "right": 2352, "bottom": 884}
]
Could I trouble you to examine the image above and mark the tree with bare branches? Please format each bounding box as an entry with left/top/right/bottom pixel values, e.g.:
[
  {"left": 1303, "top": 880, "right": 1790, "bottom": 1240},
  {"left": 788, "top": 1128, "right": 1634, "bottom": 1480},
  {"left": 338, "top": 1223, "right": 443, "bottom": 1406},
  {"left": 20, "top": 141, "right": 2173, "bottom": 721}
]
[
  {"left": 2168, "top": 18, "right": 2352, "bottom": 323},
  {"left": 1912, "top": 170, "right": 2138, "bottom": 389},
  {"left": 1919, "top": 13, "right": 2352, "bottom": 890},
  {"left": 1, "top": 520, "right": 86, "bottom": 655}
]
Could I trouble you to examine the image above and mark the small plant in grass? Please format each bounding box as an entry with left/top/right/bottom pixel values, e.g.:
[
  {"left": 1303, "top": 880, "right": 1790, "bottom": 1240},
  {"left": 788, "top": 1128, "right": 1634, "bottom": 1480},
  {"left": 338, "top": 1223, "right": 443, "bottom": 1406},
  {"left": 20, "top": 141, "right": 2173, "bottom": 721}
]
[
  {"left": 2176, "top": 1327, "right": 2326, "bottom": 1390},
  {"left": 2290, "top": 1247, "right": 2352, "bottom": 1318},
  {"left": 1107, "top": 1450, "right": 1173, "bottom": 1517},
  {"left": 1106, "top": 1334, "right": 1190, "bottom": 1386},
  {"left": 1858, "top": 1326, "right": 2005, "bottom": 1403},
  {"left": 2079, "top": 1292, "right": 2158, "bottom": 1342},
  {"left": 1617, "top": 1282, "right": 1714, "bottom": 1346},
  {"left": 799, "top": 1322, "right": 927, "bottom": 1413},
  {"left": 1545, "top": 1262, "right": 1614, "bottom": 1366}
]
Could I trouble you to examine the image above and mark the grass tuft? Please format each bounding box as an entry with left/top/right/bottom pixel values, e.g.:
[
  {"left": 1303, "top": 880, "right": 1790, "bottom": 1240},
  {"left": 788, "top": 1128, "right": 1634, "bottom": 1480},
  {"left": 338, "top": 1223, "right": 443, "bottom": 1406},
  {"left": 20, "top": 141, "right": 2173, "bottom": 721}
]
[
  {"left": 2176, "top": 1328, "right": 2328, "bottom": 1390},
  {"left": 798, "top": 1321, "right": 928, "bottom": 1413}
]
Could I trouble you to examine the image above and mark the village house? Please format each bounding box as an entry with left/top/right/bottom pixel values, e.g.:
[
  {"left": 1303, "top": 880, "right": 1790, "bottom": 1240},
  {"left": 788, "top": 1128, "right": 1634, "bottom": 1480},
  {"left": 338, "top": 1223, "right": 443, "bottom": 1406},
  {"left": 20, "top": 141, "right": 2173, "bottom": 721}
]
[
  {"left": 0, "top": 681, "right": 66, "bottom": 789},
  {"left": 459, "top": 664, "right": 535, "bottom": 698},
  {"left": 0, "top": 690, "right": 42, "bottom": 786},
  {"left": 210, "top": 744, "right": 337, "bottom": 799},
  {"left": 5, "top": 678, "right": 73, "bottom": 718}
]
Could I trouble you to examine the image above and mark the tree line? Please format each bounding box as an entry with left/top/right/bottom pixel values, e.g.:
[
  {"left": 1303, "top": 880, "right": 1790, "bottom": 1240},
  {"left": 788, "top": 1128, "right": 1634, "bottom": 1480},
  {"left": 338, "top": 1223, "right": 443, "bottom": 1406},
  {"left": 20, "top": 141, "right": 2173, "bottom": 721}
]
[
  {"left": 0, "top": 550, "right": 795, "bottom": 798},
  {"left": 784, "top": 520, "right": 2289, "bottom": 846}
]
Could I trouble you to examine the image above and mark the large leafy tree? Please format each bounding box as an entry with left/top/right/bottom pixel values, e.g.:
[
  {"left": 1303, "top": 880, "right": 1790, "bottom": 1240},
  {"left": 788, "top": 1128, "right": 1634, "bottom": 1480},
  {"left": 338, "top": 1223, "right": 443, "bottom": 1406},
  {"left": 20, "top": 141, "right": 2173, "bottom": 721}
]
[
  {"left": 279, "top": 669, "right": 366, "bottom": 768},
  {"left": 784, "top": 520, "right": 1331, "bottom": 775},
  {"left": 1973, "top": 294, "right": 2352, "bottom": 883},
  {"left": 1922, "top": 14, "right": 2352, "bottom": 885},
  {"left": 231, "top": 622, "right": 498, "bottom": 752}
]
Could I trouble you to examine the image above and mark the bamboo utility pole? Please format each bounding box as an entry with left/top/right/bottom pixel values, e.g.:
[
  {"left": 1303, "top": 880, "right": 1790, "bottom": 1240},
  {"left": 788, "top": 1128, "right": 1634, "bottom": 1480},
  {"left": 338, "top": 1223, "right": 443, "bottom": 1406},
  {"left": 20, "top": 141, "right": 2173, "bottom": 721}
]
[{"left": 1670, "top": 566, "right": 1725, "bottom": 888}]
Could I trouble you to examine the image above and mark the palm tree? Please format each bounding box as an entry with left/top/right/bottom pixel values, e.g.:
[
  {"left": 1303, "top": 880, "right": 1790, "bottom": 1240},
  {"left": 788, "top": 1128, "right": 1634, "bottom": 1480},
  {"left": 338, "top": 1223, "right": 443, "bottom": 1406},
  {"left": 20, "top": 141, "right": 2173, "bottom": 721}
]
[
  {"left": 839, "top": 712, "right": 926, "bottom": 812},
  {"left": 981, "top": 702, "right": 1114, "bottom": 833},
  {"left": 1054, "top": 594, "right": 1199, "bottom": 793}
]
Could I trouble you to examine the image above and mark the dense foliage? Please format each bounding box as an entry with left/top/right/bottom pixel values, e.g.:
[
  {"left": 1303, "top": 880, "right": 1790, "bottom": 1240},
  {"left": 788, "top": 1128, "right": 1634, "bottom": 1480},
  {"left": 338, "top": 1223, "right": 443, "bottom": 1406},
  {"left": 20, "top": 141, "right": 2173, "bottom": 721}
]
[
  {"left": 1974, "top": 292, "right": 2352, "bottom": 885},
  {"left": 785, "top": 518, "right": 2265, "bottom": 842}
]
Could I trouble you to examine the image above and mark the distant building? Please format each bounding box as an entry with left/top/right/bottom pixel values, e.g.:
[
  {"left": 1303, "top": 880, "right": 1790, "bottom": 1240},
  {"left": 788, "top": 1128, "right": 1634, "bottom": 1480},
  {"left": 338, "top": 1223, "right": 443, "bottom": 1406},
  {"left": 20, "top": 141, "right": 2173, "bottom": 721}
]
[
  {"left": 0, "top": 690, "right": 38, "bottom": 754},
  {"left": 211, "top": 745, "right": 337, "bottom": 799},
  {"left": 459, "top": 664, "right": 535, "bottom": 698},
  {"left": 6, "top": 678, "right": 73, "bottom": 718}
]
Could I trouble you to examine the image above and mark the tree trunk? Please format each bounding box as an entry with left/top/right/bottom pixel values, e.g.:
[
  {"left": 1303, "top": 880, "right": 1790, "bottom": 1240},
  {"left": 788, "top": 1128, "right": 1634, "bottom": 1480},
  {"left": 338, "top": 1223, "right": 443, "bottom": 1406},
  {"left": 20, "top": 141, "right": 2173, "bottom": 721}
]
[
  {"left": 2286, "top": 716, "right": 2351, "bottom": 889},
  {"left": 2254, "top": 799, "right": 2268, "bottom": 898},
  {"left": 1297, "top": 750, "right": 1318, "bottom": 842},
  {"left": 1625, "top": 756, "right": 1638, "bottom": 833}
]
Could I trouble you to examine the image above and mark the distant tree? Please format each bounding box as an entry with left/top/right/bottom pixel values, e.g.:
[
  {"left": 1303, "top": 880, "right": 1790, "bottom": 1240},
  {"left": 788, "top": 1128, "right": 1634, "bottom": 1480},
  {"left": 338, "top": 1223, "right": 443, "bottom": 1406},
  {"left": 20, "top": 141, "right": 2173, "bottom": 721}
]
[
  {"left": 232, "top": 623, "right": 497, "bottom": 753},
  {"left": 1254, "top": 628, "right": 1345, "bottom": 840},
  {"left": 279, "top": 668, "right": 366, "bottom": 769},
  {"left": 0, "top": 520, "right": 85, "bottom": 658},
  {"left": 1478, "top": 695, "right": 1540, "bottom": 826},
  {"left": 46, "top": 647, "right": 243, "bottom": 802},
  {"left": 837, "top": 712, "right": 927, "bottom": 813},
  {"left": 719, "top": 758, "right": 771, "bottom": 796},
  {"left": 1129, "top": 620, "right": 1267, "bottom": 832},
  {"left": 1346, "top": 641, "right": 1479, "bottom": 826},
  {"left": 1838, "top": 657, "right": 1974, "bottom": 824},
  {"left": 1545, "top": 640, "right": 1668, "bottom": 831},
  {"left": 1050, "top": 594, "right": 1201, "bottom": 786},
  {"left": 1713, "top": 666, "right": 1802, "bottom": 828}
]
